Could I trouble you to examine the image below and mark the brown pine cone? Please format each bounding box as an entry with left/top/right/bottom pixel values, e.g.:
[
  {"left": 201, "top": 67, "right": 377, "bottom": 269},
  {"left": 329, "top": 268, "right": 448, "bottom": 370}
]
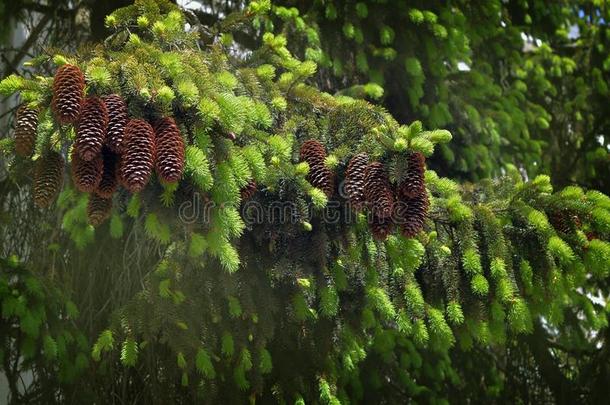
[
  {"left": 102, "top": 94, "right": 128, "bottom": 153},
  {"left": 33, "top": 151, "right": 64, "bottom": 208},
  {"left": 240, "top": 180, "right": 257, "bottom": 202},
  {"left": 71, "top": 148, "right": 103, "bottom": 192},
  {"left": 398, "top": 151, "right": 426, "bottom": 199},
  {"left": 96, "top": 148, "right": 119, "bottom": 198},
  {"left": 154, "top": 117, "right": 185, "bottom": 183},
  {"left": 549, "top": 210, "right": 581, "bottom": 234},
  {"left": 299, "top": 139, "right": 335, "bottom": 197},
  {"left": 75, "top": 96, "right": 108, "bottom": 161},
  {"left": 87, "top": 194, "right": 112, "bottom": 226},
  {"left": 120, "top": 119, "right": 155, "bottom": 193},
  {"left": 14, "top": 106, "right": 39, "bottom": 157},
  {"left": 397, "top": 192, "right": 429, "bottom": 238},
  {"left": 344, "top": 153, "right": 369, "bottom": 211},
  {"left": 370, "top": 214, "right": 394, "bottom": 241},
  {"left": 299, "top": 139, "right": 326, "bottom": 163},
  {"left": 364, "top": 162, "right": 394, "bottom": 218},
  {"left": 52, "top": 64, "right": 85, "bottom": 124}
]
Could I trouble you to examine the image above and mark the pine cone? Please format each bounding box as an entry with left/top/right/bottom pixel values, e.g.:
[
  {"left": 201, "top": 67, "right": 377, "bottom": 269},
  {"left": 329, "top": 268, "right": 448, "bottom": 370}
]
[
  {"left": 398, "top": 152, "right": 426, "bottom": 198},
  {"left": 573, "top": 215, "right": 582, "bottom": 229},
  {"left": 33, "top": 151, "right": 64, "bottom": 208},
  {"left": 299, "top": 139, "right": 335, "bottom": 197},
  {"left": 96, "top": 148, "right": 119, "bottom": 198},
  {"left": 549, "top": 210, "right": 580, "bottom": 234},
  {"left": 75, "top": 96, "right": 108, "bottom": 161},
  {"left": 120, "top": 119, "right": 155, "bottom": 193},
  {"left": 397, "top": 192, "right": 429, "bottom": 238},
  {"left": 240, "top": 180, "right": 258, "bottom": 201},
  {"left": 14, "top": 106, "right": 39, "bottom": 157},
  {"left": 344, "top": 153, "right": 369, "bottom": 210},
  {"left": 52, "top": 64, "right": 85, "bottom": 124},
  {"left": 154, "top": 117, "right": 185, "bottom": 183},
  {"left": 71, "top": 148, "right": 103, "bottom": 192},
  {"left": 87, "top": 194, "right": 112, "bottom": 226},
  {"left": 370, "top": 215, "right": 394, "bottom": 241},
  {"left": 364, "top": 162, "right": 394, "bottom": 218},
  {"left": 102, "top": 94, "right": 128, "bottom": 153},
  {"left": 299, "top": 139, "right": 326, "bottom": 163}
]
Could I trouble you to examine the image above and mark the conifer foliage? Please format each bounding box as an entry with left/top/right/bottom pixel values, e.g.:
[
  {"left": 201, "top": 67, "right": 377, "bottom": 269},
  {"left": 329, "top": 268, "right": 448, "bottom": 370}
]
[{"left": 1, "top": 1, "right": 610, "bottom": 403}]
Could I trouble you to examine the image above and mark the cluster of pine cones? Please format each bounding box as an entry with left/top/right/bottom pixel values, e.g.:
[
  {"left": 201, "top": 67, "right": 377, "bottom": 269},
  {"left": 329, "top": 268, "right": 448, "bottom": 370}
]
[
  {"left": 18, "top": 64, "right": 185, "bottom": 226},
  {"left": 300, "top": 140, "right": 429, "bottom": 240}
]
